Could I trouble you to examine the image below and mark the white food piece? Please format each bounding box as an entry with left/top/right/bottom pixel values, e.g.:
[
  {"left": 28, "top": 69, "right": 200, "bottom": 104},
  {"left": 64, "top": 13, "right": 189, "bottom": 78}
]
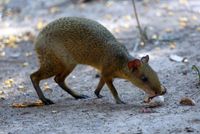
[{"left": 149, "top": 96, "right": 165, "bottom": 107}]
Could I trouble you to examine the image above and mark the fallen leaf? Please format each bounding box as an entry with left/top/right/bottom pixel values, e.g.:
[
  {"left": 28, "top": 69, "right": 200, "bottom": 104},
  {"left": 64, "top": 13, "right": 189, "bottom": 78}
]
[
  {"left": 17, "top": 85, "right": 26, "bottom": 92},
  {"left": 169, "top": 42, "right": 176, "bottom": 49},
  {"left": 106, "top": 1, "right": 114, "bottom": 7},
  {"left": 4, "top": 35, "right": 18, "bottom": 48},
  {"left": 168, "top": 11, "right": 174, "bottom": 16},
  {"left": 191, "top": 15, "right": 198, "bottom": 21},
  {"left": 179, "top": 0, "right": 188, "bottom": 5},
  {"left": 37, "top": 20, "right": 45, "bottom": 30},
  {"left": 180, "top": 97, "right": 196, "bottom": 106},
  {"left": 164, "top": 28, "right": 173, "bottom": 33},
  {"left": 123, "top": 23, "right": 130, "bottom": 29},
  {"left": 179, "top": 17, "right": 188, "bottom": 28},
  {"left": 12, "top": 100, "right": 44, "bottom": 108},
  {"left": 123, "top": 15, "right": 132, "bottom": 21},
  {"left": 113, "top": 27, "right": 121, "bottom": 33},
  {"left": 49, "top": 6, "right": 60, "bottom": 14},
  {"left": 4, "top": 79, "right": 14, "bottom": 88},
  {"left": 0, "top": 91, "right": 4, "bottom": 95}
]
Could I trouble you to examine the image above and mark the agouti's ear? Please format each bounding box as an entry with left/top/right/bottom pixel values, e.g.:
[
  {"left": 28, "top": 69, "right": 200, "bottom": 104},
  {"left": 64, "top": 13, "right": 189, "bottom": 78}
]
[
  {"left": 141, "top": 55, "right": 149, "bottom": 63},
  {"left": 128, "top": 59, "right": 141, "bottom": 70}
]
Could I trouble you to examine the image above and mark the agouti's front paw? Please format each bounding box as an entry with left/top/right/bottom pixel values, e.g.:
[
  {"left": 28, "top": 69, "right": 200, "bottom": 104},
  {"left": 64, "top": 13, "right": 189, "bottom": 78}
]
[
  {"left": 116, "top": 99, "right": 126, "bottom": 104},
  {"left": 41, "top": 98, "right": 54, "bottom": 105}
]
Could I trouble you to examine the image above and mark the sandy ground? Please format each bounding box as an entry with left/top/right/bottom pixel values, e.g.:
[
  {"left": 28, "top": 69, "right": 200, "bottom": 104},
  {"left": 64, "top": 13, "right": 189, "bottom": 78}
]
[{"left": 0, "top": 0, "right": 200, "bottom": 134}]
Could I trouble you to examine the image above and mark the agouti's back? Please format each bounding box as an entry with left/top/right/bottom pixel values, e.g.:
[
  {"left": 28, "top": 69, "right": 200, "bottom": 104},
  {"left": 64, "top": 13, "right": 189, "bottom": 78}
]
[
  {"left": 36, "top": 17, "right": 129, "bottom": 70},
  {"left": 31, "top": 17, "right": 166, "bottom": 105}
]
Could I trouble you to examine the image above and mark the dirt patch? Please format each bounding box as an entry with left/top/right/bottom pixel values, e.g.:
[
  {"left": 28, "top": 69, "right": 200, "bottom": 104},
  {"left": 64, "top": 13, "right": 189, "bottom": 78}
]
[{"left": 0, "top": 0, "right": 200, "bottom": 134}]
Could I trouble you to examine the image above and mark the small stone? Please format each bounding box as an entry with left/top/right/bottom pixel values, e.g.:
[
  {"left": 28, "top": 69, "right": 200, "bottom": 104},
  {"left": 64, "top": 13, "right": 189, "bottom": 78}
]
[
  {"left": 185, "top": 127, "right": 195, "bottom": 132},
  {"left": 0, "top": 91, "right": 4, "bottom": 95},
  {"left": 22, "top": 62, "right": 29, "bottom": 67},
  {"left": 17, "top": 85, "right": 26, "bottom": 92},
  {"left": 52, "top": 110, "right": 58, "bottom": 114},
  {"left": 169, "top": 54, "right": 188, "bottom": 63},
  {"left": 10, "top": 53, "right": 20, "bottom": 58}
]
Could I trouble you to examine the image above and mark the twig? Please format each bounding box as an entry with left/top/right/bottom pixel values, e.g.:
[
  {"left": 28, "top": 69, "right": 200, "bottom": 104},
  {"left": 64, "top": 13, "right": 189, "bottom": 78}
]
[
  {"left": 132, "top": 0, "right": 148, "bottom": 45},
  {"left": 192, "top": 65, "right": 200, "bottom": 84}
]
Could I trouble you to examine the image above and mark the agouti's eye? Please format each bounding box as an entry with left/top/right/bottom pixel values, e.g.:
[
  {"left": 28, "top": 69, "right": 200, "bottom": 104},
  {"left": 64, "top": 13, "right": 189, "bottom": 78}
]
[{"left": 141, "top": 76, "right": 148, "bottom": 82}]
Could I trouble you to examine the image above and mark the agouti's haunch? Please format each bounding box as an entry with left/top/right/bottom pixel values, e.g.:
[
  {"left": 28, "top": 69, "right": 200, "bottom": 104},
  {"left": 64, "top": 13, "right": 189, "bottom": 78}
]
[{"left": 30, "top": 17, "right": 166, "bottom": 105}]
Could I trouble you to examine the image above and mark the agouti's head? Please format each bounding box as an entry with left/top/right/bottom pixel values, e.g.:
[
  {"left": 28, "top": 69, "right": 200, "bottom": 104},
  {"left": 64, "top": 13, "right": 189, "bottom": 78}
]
[{"left": 126, "top": 55, "right": 166, "bottom": 99}]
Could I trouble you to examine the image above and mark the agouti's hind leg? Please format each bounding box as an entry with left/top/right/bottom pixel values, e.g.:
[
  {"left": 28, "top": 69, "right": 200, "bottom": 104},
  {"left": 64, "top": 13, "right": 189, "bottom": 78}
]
[
  {"left": 94, "top": 77, "right": 105, "bottom": 98},
  {"left": 30, "top": 69, "right": 55, "bottom": 105},
  {"left": 54, "top": 71, "right": 89, "bottom": 99}
]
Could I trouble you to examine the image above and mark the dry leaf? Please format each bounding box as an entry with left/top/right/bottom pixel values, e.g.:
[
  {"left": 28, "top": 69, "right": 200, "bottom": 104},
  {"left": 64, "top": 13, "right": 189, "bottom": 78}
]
[
  {"left": 0, "top": 91, "right": 4, "bottom": 95},
  {"left": 179, "top": 17, "right": 188, "bottom": 23},
  {"left": 179, "top": 17, "right": 188, "bottom": 28},
  {"left": 113, "top": 27, "right": 121, "bottom": 33},
  {"left": 164, "top": 28, "right": 173, "bottom": 33},
  {"left": 12, "top": 100, "right": 44, "bottom": 108},
  {"left": 17, "top": 85, "right": 26, "bottom": 92},
  {"left": 168, "top": 11, "right": 174, "bottom": 16},
  {"left": 180, "top": 97, "right": 195, "bottom": 106},
  {"left": 123, "top": 15, "right": 132, "bottom": 21},
  {"left": 191, "top": 15, "right": 198, "bottom": 21},
  {"left": 4, "top": 79, "right": 14, "bottom": 88},
  {"left": 49, "top": 6, "right": 60, "bottom": 14},
  {"left": 179, "top": 22, "right": 187, "bottom": 28},
  {"left": 106, "top": 1, "right": 114, "bottom": 7},
  {"left": 37, "top": 20, "right": 45, "bottom": 30},
  {"left": 123, "top": 23, "right": 130, "bottom": 29},
  {"left": 161, "top": 4, "right": 172, "bottom": 10},
  {"left": 4, "top": 35, "right": 18, "bottom": 48},
  {"left": 179, "top": 0, "right": 188, "bottom": 5},
  {"left": 169, "top": 42, "right": 176, "bottom": 49}
]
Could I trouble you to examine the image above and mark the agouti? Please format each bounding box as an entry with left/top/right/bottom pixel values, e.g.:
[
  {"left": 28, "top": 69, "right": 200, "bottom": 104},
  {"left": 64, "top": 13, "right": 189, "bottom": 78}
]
[{"left": 30, "top": 17, "right": 166, "bottom": 105}]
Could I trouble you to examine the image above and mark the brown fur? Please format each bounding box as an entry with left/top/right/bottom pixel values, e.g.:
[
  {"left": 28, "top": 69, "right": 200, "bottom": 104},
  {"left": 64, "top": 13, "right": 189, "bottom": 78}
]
[{"left": 30, "top": 17, "right": 166, "bottom": 105}]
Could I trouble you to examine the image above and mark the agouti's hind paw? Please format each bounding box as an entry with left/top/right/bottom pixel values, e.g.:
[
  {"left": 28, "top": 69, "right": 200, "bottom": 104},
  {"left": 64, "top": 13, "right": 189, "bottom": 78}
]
[
  {"left": 42, "top": 98, "right": 54, "bottom": 105},
  {"left": 96, "top": 94, "right": 103, "bottom": 98},
  {"left": 75, "top": 94, "right": 89, "bottom": 99}
]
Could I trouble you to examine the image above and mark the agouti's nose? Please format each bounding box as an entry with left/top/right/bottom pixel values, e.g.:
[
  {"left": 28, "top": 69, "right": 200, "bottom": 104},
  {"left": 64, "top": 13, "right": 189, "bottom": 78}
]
[{"left": 160, "top": 85, "right": 167, "bottom": 95}]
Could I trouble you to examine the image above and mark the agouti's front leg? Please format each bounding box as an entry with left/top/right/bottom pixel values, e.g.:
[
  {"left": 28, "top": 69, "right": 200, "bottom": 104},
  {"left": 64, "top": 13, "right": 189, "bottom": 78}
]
[
  {"left": 104, "top": 78, "right": 125, "bottom": 104},
  {"left": 94, "top": 77, "right": 105, "bottom": 98}
]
